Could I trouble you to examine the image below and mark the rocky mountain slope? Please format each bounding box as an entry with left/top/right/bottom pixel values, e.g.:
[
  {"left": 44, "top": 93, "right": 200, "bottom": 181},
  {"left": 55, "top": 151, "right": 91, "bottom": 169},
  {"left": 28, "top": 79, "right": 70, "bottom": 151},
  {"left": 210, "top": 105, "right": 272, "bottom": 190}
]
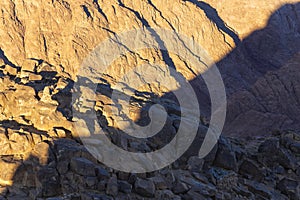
[
  {"left": 0, "top": 0, "right": 299, "bottom": 136},
  {"left": 0, "top": 0, "right": 299, "bottom": 199},
  {"left": 1, "top": 127, "right": 300, "bottom": 199}
]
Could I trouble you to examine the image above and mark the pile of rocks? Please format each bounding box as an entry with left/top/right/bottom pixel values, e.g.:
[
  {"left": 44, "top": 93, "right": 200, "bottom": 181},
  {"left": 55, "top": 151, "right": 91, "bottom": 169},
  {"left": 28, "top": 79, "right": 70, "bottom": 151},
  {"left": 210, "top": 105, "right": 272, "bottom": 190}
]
[
  {"left": 0, "top": 58, "right": 299, "bottom": 199},
  {"left": 0, "top": 126, "right": 299, "bottom": 199}
]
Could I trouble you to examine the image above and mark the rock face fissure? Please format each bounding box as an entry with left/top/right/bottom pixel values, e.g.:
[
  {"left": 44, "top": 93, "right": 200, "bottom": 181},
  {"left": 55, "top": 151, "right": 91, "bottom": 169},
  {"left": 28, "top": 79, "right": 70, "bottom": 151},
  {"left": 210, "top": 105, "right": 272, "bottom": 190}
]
[
  {"left": 0, "top": 0, "right": 299, "bottom": 199},
  {"left": 184, "top": 0, "right": 241, "bottom": 47}
]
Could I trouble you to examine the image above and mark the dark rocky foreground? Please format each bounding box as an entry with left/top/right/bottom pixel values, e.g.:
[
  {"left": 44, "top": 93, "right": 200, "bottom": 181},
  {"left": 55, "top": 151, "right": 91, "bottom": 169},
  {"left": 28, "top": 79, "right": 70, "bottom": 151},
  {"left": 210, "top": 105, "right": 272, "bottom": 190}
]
[{"left": 0, "top": 130, "right": 299, "bottom": 199}]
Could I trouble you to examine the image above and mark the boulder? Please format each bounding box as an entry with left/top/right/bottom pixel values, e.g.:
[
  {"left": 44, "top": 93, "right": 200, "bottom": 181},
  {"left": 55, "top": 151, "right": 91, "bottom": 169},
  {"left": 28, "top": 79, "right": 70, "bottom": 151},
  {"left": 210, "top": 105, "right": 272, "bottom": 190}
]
[
  {"left": 28, "top": 73, "right": 43, "bottom": 81},
  {"left": 213, "top": 137, "right": 238, "bottom": 171},
  {"left": 106, "top": 176, "right": 118, "bottom": 197},
  {"left": 70, "top": 157, "right": 96, "bottom": 177},
  {"left": 95, "top": 166, "right": 110, "bottom": 180},
  {"left": 4, "top": 65, "right": 18, "bottom": 76},
  {"left": 21, "top": 59, "right": 37, "bottom": 72},
  {"left": 134, "top": 178, "right": 155, "bottom": 197},
  {"left": 239, "top": 159, "right": 264, "bottom": 181},
  {"left": 258, "top": 138, "right": 296, "bottom": 170},
  {"left": 187, "top": 156, "right": 205, "bottom": 172},
  {"left": 118, "top": 180, "right": 132, "bottom": 194},
  {"left": 37, "top": 167, "right": 61, "bottom": 197},
  {"left": 277, "top": 178, "right": 300, "bottom": 199},
  {"left": 290, "top": 142, "right": 300, "bottom": 154},
  {"left": 172, "top": 181, "right": 190, "bottom": 194},
  {"left": 149, "top": 175, "right": 168, "bottom": 190}
]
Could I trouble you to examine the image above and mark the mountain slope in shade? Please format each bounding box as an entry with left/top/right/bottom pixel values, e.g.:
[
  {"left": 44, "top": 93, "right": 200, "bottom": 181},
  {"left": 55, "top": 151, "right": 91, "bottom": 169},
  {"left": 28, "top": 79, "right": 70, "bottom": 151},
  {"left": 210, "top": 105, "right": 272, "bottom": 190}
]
[{"left": 0, "top": 1, "right": 299, "bottom": 199}]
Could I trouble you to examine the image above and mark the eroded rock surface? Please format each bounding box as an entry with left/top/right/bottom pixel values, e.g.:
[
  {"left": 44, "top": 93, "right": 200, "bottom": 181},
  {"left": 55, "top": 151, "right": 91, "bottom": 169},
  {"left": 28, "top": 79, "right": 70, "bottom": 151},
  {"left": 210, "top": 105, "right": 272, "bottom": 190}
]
[
  {"left": 0, "top": 129, "right": 299, "bottom": 199},
  {"left": 0, "top": 0, "right": 298, "bottom": 135},
  {"left": 0, "top": 0, "right": 299, "bottom": 199}
]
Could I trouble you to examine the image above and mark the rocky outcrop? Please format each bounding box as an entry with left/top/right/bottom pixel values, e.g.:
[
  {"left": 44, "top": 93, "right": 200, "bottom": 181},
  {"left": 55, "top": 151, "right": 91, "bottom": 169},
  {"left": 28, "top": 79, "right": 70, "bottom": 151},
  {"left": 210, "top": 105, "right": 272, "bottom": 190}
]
[
  {"left": 0, "top": 0, "right": 299, "bottom": 199},
  {"left": 0, "top": 0, "right": 298, "bottom": 136},
  {"left": 0, "top": 128, "right": 299, "bottom": 199}
]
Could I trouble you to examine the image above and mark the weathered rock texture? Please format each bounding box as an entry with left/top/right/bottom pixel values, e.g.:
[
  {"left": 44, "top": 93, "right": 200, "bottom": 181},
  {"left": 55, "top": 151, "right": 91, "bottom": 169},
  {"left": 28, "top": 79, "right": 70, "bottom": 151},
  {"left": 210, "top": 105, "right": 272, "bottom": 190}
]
[
  {"left": 0, "top": 0, "right": 299, "bottom": 199},
  {"left": 0, "top": 0, "right": 298, "bottom": 136},
  {"left": 0, "top": 128, "right": 299, "bottom": 199}
]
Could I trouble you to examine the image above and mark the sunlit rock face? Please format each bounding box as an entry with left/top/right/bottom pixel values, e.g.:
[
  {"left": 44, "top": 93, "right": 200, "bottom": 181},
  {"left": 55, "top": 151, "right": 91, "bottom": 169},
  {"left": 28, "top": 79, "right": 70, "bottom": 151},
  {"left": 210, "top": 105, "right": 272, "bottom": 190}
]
[
  {"left": 0, "top": 0, "right": 299, "bottom": 199},
  {"left": 0, "top": 0, "right": 299, "bottom": 136}
]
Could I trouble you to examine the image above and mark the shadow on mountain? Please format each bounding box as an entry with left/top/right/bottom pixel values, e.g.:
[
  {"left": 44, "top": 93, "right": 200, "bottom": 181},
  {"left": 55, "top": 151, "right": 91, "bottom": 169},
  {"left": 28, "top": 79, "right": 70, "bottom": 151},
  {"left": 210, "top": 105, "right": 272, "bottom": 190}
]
[
  {"left": 1, "top": 2, "right": 300, "bottom": 199},
  {"left": 184, "top": 0, "right": 241, "bottom": 46},
  {"left": 214, "top": 2, "right": 300, "bottom": 136}
]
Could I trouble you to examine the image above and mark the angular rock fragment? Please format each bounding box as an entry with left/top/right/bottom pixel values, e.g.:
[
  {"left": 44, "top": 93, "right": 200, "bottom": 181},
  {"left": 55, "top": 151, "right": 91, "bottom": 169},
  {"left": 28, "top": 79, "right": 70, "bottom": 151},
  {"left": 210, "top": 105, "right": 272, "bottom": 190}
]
[
  {"left": 106, "top": 175, "right": 118, "bottom": 197},
  {"left": 239, "top": 159, "right": 264, "bottom": 181},
  {"left": 118, "top": 180, "right": 132, "bottom": 194},
  {"left": 277, "top": 178, "right": 300, "bottom": 200},
  {"left": 70, "top": 157, "right": 96, "bottom": 177},
  {"left": 134, "top": 178, "right": 155, "bottom": 197},
  {"left": 4, "top": 65, "right": 18, "bottom": 76},
  {"left": 21, "top": 60, "right": 37, "bottom": 72},
  {"left": 213, "top": 137, "right": 238, "bottom": 171}
]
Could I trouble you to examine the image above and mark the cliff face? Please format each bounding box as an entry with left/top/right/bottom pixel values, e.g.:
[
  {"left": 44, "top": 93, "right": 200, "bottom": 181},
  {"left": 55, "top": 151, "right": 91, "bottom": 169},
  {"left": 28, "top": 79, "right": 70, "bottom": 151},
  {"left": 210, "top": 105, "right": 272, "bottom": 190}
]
[
  {"left": 0, "top": 0, "right": 296, "bottom": 72},
  {"left": 0, "top": 0, "right": 299, "bottom": 199},
  {"left": 0, "top": 0, "right": 299, "bottom": 136},
  {"left": 0, "top": 0, "right": 232, "bottom": 75}
]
